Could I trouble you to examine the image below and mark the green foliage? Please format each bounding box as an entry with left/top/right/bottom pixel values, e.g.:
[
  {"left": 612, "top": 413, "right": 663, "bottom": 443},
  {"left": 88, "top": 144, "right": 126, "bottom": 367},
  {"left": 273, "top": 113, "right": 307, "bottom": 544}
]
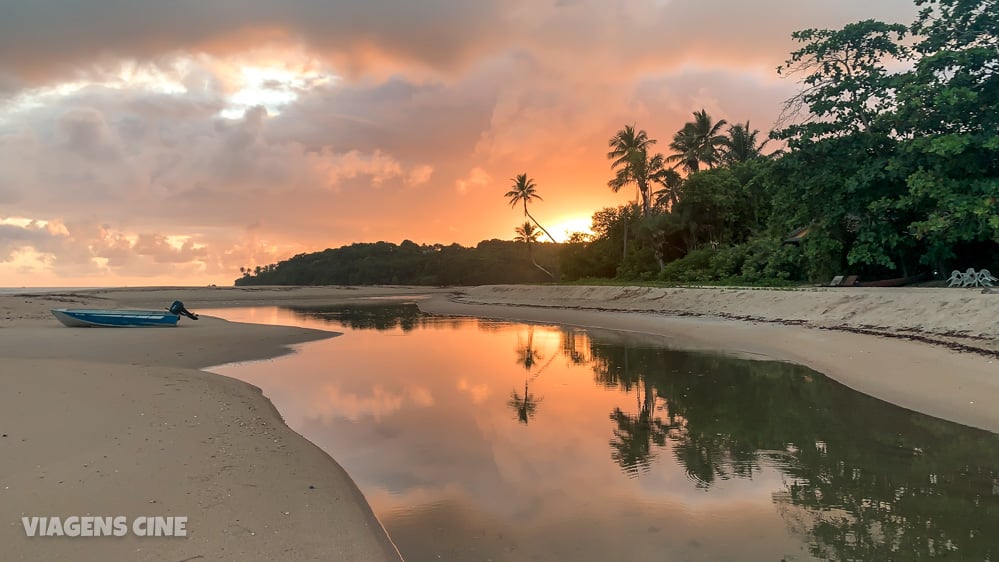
[
  {"left": 559, "top": 234, "right": 618, "bottom": 281},
  {"left": 775, "top": 20, "right": 909, "bottom": 143},
  {"left": 891, "top": 0, "right": 999, "bottom": 268},
  {"left": 235, "top": 239, "right": 563, "bottom": 286},
  {"left": 671, "top": 167, "right": 753, "bottom": 250},
  {"left": 659, "top": 247, "right": 718, "bottom": 282},
  {"left": 658, "top": 239, "right": 801, "bottom": 285},
  {"left": 765, "top": 1, "right": 999, "bottom": 278}
]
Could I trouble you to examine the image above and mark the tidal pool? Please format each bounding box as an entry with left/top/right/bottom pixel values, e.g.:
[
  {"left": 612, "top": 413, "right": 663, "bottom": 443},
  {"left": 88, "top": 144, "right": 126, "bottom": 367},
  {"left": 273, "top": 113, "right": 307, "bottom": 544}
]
[{"left": 204, "top": 303, "right": 999, "bottom": 562}]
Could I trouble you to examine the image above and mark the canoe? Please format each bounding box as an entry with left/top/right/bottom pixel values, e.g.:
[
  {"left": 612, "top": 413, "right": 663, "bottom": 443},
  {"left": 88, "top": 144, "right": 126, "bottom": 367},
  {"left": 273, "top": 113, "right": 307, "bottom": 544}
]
[{"left": 51, "top": 309, "right": 180, "bottom": 328}]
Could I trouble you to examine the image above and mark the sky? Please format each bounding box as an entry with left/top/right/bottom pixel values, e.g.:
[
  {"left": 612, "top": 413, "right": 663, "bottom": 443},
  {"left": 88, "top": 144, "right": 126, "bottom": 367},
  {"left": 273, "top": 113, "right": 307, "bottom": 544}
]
[{"left": 0, "top": 0, "right": 918, "bottom": 286}]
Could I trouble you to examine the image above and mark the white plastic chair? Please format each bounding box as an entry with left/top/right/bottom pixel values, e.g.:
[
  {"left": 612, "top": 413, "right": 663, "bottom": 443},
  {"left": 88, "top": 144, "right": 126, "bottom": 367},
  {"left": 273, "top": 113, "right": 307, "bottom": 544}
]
[{"left": 961, "top": 268, "right": 978, "bottom": 287}]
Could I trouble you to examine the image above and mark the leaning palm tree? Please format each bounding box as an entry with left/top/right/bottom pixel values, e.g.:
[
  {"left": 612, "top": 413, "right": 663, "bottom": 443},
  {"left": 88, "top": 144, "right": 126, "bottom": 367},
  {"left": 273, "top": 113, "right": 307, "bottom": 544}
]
[
  {"left": 607, "top": 125, "right": 661, "bottom": 217},
  {"left": 505, "top": 174, "right": 557, "bottom": 243},
  {"left": 667, "top": 109, "right": 729, "bottom": 173},
  {"left": 514, "top": 221, "right": 555, "bottom": 279},
  {"left": 721, "top": 120, "right": 770, "bottom": 165}
]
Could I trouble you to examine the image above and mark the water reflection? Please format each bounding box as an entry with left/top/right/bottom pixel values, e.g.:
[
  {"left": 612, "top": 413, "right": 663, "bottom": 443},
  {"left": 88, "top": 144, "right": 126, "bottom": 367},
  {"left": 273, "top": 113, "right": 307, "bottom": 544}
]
[
  {"left": 286, "top": 303, "right": 428, "bottom": 331},
  {"left": 206, "top": 304, "right": 999, "bottom": 562},
  {"left": 508, "top": 326, "right": 554, "bottom": 425}
]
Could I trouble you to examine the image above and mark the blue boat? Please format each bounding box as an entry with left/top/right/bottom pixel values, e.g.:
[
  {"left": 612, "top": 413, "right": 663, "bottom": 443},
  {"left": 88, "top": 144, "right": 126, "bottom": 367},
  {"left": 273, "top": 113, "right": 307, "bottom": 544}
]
[{"left": 51, "top": 301, "right": 199, "bottom": 328}]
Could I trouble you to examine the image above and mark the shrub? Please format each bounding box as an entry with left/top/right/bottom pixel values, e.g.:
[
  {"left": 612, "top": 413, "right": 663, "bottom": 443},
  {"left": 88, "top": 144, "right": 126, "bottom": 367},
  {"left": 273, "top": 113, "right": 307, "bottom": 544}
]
[{"left": 659, "top": 238, "right": 804, "bottom": 285}]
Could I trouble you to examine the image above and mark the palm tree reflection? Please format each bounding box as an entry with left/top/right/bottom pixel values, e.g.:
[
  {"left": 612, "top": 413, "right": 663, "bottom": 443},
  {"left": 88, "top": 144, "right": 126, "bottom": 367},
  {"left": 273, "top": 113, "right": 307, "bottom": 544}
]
[
  {"left": 507, "top": 325, "right": 559, "bottom": 424},
  {"left": 606, "top": 349, "right": 673, "bottom": 476},
  {"left": 508, "top": 381, "right": 543, "bottom": 424}
]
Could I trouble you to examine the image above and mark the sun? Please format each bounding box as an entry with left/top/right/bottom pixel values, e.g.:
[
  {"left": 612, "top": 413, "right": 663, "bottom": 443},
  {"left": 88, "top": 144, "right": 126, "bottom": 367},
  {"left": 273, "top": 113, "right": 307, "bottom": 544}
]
[{"left": 545, "top": 216, "right": 594, "bottom": 243}]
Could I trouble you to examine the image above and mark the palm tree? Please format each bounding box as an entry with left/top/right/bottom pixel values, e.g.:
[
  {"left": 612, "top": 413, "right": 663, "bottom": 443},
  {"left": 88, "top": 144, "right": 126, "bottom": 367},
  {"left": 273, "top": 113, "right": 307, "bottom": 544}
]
[
  {"left": 513, "top": 221, "right": 541, "bottom": 245},
  {"left": 514, "top": 221, "right": 555, "bottom": 279},
  {"left": 721, "top": 120, "right": 770, "bottom": 165},
  {"left": 505, "top": 174, "right": 557, "bottom": 243},
  {"left": 666, "top": 123, "right": 702, "bottom": 174},
  {"left": 667, "top": 109, "right": 729, "bottom": 173},
  {"left": 607, "top": 125, "right": 664, "bottom": 217},
  {"left": 652, "top": 168, "right": 684, "bottom": 211}
]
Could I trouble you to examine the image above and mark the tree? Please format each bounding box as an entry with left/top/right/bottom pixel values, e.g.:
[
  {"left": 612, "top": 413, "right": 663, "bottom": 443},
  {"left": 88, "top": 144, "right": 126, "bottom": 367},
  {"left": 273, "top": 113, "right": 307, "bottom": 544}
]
[
  {"left": 770, "top": 19, "right": 914, "bottom": 279},
  {"left": 721, "top": 121, "right": 771, "bottom": 165},
  {"left": 891, "top": 0, "right": 999, "bottom": 269},
  {"left": 652, "top": 168, "right": 684, "bottom": 210},
  {"left": 670, "top": 168, "right": 752, "bottom": 252},
  {"left": 607, "top": 125, "right": 665, "bottom": 217},
  {"left": 505, "top": 174, "right": 558, "bottom": 243},
  {"left": 667, "top": 110, "right": 729, "bottom": 173},
  {"left": 513, "top": 221, "right": 542, "bottom": 245},
  {"left": 514, "top": 221, "right": 555, "bottom": 279},
  {"left": 775, "top": 20, "right": 909, "bottom": 144}
]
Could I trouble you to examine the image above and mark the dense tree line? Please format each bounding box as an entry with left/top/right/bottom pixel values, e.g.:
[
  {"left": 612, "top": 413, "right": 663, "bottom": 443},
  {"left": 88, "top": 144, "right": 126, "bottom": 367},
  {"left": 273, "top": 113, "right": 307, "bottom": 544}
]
[
  {"left": 235, "top": 239, "right": 563, "bottom": 286},
  {"left": 238, "top": 0, "right": 995, "bottom": 287}
]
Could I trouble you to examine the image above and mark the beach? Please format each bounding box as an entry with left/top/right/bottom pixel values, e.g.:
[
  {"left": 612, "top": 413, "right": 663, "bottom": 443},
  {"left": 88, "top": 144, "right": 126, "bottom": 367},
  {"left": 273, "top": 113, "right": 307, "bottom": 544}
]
[
  {"left": 1, "top": 284, "right": 997, "bottom": 561},
  {"left": 0, "top": 286, "right": 431, "bottom": 562}
]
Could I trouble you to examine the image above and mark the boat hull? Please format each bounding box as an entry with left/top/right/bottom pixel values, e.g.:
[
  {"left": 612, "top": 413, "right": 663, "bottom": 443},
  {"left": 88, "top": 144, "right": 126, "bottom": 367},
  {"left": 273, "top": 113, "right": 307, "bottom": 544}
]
[{"left": 51, "top": 309, "right": 180, "bottom": 327}]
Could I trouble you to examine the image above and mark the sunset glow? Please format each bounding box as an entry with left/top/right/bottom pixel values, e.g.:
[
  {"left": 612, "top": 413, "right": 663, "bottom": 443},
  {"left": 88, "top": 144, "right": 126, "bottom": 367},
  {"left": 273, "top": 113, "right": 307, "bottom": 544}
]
[
  {"left": 547, "top": 216, "right": 596, "bottom": 242},
  {"left": 0, "top": 0, "right": 919, "bottom": 286}
]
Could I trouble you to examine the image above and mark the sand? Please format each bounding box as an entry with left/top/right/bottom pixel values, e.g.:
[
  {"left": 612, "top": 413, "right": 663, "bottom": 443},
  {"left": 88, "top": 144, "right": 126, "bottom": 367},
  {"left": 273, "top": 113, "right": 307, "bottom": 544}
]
[
  {"left": 0, "top": 287, "right": 441, "bottom": 562},
  {"left": 1, "top": 283, "right": 996, "bottom": 561}
]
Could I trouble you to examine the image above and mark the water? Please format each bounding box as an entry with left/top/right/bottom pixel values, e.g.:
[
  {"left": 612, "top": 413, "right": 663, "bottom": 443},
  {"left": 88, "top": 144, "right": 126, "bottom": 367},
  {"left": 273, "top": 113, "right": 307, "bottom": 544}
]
[{"left": 205, "top": 303, "right": 999, "bottom": 562}]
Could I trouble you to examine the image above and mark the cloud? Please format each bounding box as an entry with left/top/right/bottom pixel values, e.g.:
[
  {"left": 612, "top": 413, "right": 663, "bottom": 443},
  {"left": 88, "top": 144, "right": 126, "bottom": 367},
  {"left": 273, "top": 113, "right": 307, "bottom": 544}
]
[
  {"left": 406, "top": 165, "right": 434, "bottom": 186},
  {"left": 0, "top": 0, "right": 918, "bottom": 92},
  {"left": 0, "top": 0, "right": 511, "bottom": 88},
  {"left": 323, "top": 149, "right": 404, "bottom": 187},
  {"left": 0, "top": 0, "right": 920, "bottom": 285},
  {"left": 456, "top": 167, "right": 492, "bottom": 194}
]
